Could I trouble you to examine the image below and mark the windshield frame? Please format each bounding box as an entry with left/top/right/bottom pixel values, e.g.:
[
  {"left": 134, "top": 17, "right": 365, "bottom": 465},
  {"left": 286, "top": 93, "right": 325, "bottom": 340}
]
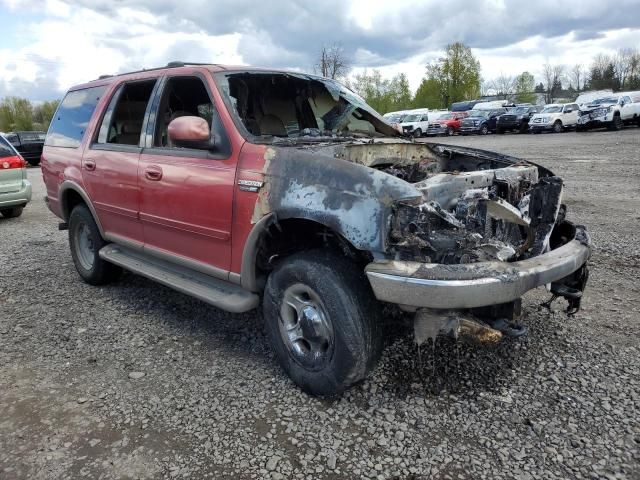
[{"left": 213, "top": 70, "right": 399, "bottom": 144}]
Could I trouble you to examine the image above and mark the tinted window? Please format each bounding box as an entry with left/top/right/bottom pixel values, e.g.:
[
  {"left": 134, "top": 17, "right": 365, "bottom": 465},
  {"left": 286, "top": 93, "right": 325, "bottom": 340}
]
[
  {"left": 96, "top": 80, "right": 156, "bottom": 146},
  {"left": 46, "top": 85, "right": 107, "bottom": 148},
  {"left": 0, "top": 136, "right": 17, "bottom": 158}
]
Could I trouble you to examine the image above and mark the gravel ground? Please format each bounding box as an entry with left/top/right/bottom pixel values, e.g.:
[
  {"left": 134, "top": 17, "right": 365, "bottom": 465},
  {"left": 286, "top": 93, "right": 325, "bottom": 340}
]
[{"left": 1, "top": 129, "right": 639, "bottom": 480}]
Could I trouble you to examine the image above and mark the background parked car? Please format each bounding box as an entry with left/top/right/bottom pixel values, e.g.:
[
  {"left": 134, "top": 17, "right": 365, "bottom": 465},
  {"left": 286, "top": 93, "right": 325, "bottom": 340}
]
[
  {"left": 399, "top": 109, "right": 430, "bottom": 137},
  {"left": 529, "top": 103, "right": 579, "bottom": 133},
  {"left": 0, "top": 134, "right": 31, "bottom": 218},
  {"left": 496, "top": 105, "right": 543, "bottom": 133},
  {"left": 4, "top": 131, "right": 46, "bottom": 166},
  {"left": 459, "top": 108, "right": 507, "bottom": 135},
  {"left": 426, "top": 111, "right": 468, "bottom": 136},
  {"left": 577, "top": 94, "right": 640, "bottom": 131}
]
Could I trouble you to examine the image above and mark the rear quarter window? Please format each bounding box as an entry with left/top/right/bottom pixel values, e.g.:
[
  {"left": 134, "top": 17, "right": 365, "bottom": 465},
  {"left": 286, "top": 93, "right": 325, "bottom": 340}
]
[
  {"left": 0, "top": 136, "right": 17, "bottom": 158},
  {"left": 46, "top": 85, "right": 107, "bottom": 148}
]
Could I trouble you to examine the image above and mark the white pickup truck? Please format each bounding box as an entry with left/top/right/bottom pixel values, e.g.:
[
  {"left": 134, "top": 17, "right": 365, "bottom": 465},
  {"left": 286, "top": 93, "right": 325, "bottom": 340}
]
[{"left": 577, "top": 94, "right": 640, "bottom": 131}]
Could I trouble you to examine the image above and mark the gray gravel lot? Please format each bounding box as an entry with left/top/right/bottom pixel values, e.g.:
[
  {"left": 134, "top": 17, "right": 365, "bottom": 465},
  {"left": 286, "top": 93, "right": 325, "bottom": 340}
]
[{"left": 1, "top": 129, "right": 639, "bottom": 479}]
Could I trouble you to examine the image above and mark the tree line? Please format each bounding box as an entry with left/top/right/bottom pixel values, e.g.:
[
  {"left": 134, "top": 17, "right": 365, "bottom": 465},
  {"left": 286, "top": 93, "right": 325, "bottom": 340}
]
[
  {"left": 316, "top": 43, "right": 640, "bottom": 114},
  {"left": 0, "top": 97, "right": 60, "bottom": 132}
]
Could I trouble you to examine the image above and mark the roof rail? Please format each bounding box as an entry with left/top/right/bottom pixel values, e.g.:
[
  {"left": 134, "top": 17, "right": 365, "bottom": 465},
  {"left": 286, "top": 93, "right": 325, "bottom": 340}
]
[{"left": 93, "top": 61, "right": 216, "bottom": 82}]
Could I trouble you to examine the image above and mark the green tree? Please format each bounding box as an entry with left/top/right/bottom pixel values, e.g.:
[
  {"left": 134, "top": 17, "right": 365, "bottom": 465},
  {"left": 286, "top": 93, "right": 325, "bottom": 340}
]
[
  {"left": 426, "top": 42, "right": 481, "bottom": 107},
  {"left": 349, "top": 70, "right": 414, "bottom": 114},
  {"left": 514, "top": 71, "right": 536, "bottom": 104},
  {"left": 412, "top": 77, "right": 444, "bottom": 108},
  {"left": 0, "top": 96, "right": 34, "bottom": 131}
]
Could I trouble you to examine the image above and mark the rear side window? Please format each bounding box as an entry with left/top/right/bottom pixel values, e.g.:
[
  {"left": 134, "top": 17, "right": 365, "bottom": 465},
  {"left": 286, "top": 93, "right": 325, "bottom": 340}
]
[
  {"left": 0, "top": 136, "right": 17, "bottom": 158},
  {"left": 96, "top": 79, "right": 157, "bottom": 146},
  {"left": 46, "top": 85, "right": 107, "bottom": 148}
]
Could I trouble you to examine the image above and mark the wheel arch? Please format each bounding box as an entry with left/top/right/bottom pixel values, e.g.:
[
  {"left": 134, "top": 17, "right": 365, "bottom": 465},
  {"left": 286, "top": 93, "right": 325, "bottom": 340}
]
[
  {"left": 59, "top": 181, "right": 105, "bottom": 237},
  {"left": 240, "top": 214, "right": 369, "bottom": 293}
]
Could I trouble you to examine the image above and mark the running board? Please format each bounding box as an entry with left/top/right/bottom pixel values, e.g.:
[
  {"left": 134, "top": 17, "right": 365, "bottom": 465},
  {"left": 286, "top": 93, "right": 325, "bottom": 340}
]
[{"left": 99, "top": 244, "right": 259, "bottom": 313}]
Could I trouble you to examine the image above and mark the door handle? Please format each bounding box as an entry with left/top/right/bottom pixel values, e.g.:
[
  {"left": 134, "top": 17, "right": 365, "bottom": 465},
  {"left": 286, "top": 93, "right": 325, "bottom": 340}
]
[
  {"left": 145, "top": 166, "right": 163, "bottom": 181},
  {"left": 84, "top": 159, "right": 96, "bottom": 171}
]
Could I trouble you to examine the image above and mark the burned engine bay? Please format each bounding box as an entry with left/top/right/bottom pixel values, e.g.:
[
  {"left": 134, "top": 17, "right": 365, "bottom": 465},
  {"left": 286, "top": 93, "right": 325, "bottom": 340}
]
[{"left": 339, "top": 142, "right": 564, "bottom": 265}]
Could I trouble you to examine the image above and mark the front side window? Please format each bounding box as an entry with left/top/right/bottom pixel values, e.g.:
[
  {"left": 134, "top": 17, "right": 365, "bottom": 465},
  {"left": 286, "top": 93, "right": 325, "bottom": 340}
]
[
  {"left": 97, "top": 79, "right": 157, "bottom": 146},
  {"left": 153, "top": 76, "right": 215, "bottom": 148},
  {"left": 46, "top": 85, "right": 107, "bottom": 148}
]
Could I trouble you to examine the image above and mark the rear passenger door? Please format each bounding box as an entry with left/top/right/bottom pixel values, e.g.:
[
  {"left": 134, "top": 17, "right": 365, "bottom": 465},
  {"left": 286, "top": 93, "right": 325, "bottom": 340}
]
[
  {"left": 84, "top": 78, "right": 159, "bottom": 247},
  {"left": 138, "top": 73, "right": 235, "bottom": 278}
]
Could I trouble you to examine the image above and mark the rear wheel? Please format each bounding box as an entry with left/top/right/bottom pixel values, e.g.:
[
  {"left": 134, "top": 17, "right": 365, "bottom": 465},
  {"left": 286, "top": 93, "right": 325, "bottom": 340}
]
[
  {"left": 553, "top": 120, "right": 563, "bottom": 133},
  {"left": 263, "top": 250, "right": 382, "bottom": 395},
  {"left": 0, "top": 206, "right": 24, "bottom": 218},
  {"left": 68, "top": 204, "right": 121, "bottom": 285}
]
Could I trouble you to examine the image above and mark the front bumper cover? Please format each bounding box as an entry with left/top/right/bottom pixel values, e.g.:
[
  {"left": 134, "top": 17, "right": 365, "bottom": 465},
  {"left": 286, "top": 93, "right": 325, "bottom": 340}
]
[{"left": 366, "top": 225, "right": 591, "bottom": 309}]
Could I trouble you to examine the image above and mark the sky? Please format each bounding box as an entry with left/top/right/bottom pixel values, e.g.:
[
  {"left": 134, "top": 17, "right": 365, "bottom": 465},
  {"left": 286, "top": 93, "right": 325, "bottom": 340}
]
[{"left": 1, "top": 0, "right": 640, "bottom": 101}]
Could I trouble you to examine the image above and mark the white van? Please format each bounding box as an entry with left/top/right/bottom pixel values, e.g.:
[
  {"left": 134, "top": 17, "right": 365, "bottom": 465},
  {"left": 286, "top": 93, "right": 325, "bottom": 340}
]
[{"left": 399, "top": 108, "right": 430, "bottom": 137}]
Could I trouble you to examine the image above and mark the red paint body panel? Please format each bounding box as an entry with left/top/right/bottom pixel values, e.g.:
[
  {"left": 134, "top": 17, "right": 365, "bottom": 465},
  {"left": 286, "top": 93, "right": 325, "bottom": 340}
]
[
  {"left": 231, "top": 142, "right": 268, "bottom": 275},
  {"left": 138, "top": 153, "right": 235, "bottom": 271},
  {"left": 84, "top": 149, "right": 144, "bottom": 244}
]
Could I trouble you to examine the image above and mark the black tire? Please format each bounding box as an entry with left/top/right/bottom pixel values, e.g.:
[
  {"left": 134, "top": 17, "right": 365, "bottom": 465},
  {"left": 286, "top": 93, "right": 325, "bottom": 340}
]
[
  {"left": 445, "top": 127, "right": 454, "bottom": 136},
  {"left": 27, "top": 158, "right": 40, "bottom": 167},
  {"left": 68, "top": 204, "right": 121, "bottom": 285},
  {"left": 480, "top": 124, "right": 489, "bottom": 135},
  {"left": 609, "top": 114, "right": 623, "bottom": 131},
  {"left": 553, "top": 120, "right": 563, "bottom": 133},
  {"left": 0, "top": 206, "right": 24, "bottom": 218},
  {"left": 413, "top": 128, "right": 422, "bottom": 138},
  {"left": 263, "top": 250, "right": 383, "bottom": 396}
]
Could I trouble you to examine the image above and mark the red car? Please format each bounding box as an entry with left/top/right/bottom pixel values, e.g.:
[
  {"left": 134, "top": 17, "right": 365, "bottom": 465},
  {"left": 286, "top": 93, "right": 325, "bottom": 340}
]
[
  {"left": 42, "top": 63, "right": 591, "bottom": 395},
  {"left": 426, "top": 111, "right": 468, "bottom": 136}
]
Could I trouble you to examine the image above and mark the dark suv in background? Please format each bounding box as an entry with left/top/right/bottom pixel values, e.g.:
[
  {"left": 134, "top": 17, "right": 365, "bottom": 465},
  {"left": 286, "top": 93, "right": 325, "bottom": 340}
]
[
  {"left": 4, "top": 131, "right": 46, "bottom": 166},
  {"left": 459, "top": 108, "right": 507, "bottom": 135},
  {"left": 496, "top": 105, "right": 542, "bottom": 134}
]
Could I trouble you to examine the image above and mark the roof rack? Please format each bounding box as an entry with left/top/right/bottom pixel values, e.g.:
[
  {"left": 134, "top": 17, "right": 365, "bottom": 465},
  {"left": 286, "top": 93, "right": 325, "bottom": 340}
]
[{"left": 94, "top": 61, "right": 217, "bottom": 82}]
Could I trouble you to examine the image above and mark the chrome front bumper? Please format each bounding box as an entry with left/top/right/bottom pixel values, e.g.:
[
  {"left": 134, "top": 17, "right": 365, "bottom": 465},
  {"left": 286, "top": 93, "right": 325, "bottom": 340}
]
[{"left": 366, "top": 226, "right": 591, "bottom": 309}]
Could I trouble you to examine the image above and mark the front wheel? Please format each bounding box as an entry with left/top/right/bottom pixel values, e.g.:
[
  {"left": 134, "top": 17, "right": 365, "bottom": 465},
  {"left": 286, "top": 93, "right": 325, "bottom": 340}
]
[
  {"left": 263, "top": 251, "right": 383, "bottom": 395},
  {"left": 553, "top": 121, "right": 563, "bottom": 133},
  {"left": 609, "top": 114, "right": 623, "bottom": 131},
  {"left": 445, "top": 127, "right": 454, "bottom": 136},
  {"left": 68, "top": 204, "right": 122, "bottom": 285},
  {"left": 413, "top": 128, "right": 422, "bottom": 138}
]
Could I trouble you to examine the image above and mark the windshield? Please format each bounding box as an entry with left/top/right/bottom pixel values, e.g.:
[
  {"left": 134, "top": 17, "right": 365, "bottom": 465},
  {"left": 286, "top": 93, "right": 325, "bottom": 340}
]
[
  {"left": 402, "top": 114, "right": 422, "bottom": 122},
  {"left": 592, "top": 97, "right": 618, "bottom": 105},
  {"left": 541, "top": 106, "right": 562, "bottom": 113},
  {"left": 438, "top": 113, "right": 454, "bottom": 120},
  {"left": 385, "top": 114, "right": 405, "bottom": 123},
  {"left": 215, "top": 71, "right": 397, "bottom": 141},
  {"left": 512, "top": 106, "right": 530, "bottom": 114},
  {"left": 469, "top": 110, "right": 490, "bottom": 118}
]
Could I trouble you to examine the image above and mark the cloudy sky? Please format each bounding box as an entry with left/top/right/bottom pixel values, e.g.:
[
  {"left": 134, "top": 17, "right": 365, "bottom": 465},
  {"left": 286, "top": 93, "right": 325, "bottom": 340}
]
[{"left": 1, "top": 0, "right": 640, "bottom": 101}]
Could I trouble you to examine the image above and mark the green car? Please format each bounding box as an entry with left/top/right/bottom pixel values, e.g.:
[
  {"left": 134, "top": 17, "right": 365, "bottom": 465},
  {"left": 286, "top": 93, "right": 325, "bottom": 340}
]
[{"left": 0, "top": 134, "right": 32, "bottom": 218}]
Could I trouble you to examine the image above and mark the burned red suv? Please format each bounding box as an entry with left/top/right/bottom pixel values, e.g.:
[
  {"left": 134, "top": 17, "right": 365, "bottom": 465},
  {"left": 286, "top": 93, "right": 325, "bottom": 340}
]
[{"left": 42, "top": 63, "right": 591, "bottom": 395}]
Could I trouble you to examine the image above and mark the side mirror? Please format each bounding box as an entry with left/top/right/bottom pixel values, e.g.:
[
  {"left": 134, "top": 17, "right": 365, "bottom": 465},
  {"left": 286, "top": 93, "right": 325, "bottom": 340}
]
[
  {"left": 565, "top": 108, "right": 573, "bottom": 113},
  {"left": 167, "top": 116, "right": 215, "bottom": 150}
]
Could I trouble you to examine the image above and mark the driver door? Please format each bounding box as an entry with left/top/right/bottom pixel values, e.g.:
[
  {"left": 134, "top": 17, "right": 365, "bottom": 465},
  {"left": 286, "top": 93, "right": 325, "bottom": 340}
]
[{"left": 138, "top": 73, "right": 236, "bottom": 277}]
